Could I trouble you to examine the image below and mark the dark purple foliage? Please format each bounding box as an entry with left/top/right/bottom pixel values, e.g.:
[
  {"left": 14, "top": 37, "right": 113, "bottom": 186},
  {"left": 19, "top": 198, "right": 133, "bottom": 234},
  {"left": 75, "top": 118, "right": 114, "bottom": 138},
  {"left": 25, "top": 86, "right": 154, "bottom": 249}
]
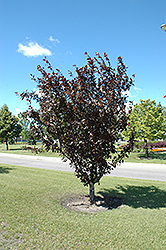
[{"left": 16, "top": 52, "right": 134, "bottom": 204}]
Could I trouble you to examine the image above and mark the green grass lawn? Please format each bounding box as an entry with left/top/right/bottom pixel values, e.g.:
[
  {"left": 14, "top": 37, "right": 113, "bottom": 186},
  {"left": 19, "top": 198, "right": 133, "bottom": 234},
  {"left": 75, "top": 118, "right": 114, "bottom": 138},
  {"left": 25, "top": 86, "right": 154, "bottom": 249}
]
[
  {"left": 1, "top": 143, "right": 166, "bottom": 164},
  {"left": 0, "top": 143, "right": 61, "bottom": 158},
  {"left": 124, "top": 151, "right": 166, "bottom": 164},
  {"left": 0, "top": 164, "right": 166, "bottom": 249}
]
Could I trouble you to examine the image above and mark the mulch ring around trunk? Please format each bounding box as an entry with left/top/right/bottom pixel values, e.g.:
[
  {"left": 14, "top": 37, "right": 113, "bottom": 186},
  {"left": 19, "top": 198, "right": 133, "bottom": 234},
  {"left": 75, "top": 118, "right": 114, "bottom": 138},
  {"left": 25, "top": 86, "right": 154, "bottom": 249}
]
[{"left": 62, "top": 195, "right": 124, "bottom": 213}]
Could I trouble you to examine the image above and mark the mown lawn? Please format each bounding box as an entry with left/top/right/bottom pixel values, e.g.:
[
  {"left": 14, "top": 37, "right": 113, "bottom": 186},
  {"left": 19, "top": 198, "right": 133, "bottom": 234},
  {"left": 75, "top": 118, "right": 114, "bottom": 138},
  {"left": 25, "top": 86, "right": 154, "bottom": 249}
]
[
  {"left": 1, "top": 143, "right": 166, "bottom": 164},
  {"left": 0, "top": 164, "right": 166, "bottom": 249},
  {"left": 124, "top": 151, "right": 166, "bottom": 164},
  {"left": 0, "top": 143, "right": 61, "bottom": 158}
]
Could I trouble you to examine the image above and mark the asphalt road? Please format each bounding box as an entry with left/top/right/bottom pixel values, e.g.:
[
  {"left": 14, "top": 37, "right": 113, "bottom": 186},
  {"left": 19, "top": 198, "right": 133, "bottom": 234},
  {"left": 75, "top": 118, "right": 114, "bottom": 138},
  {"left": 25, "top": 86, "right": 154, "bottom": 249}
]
[{"left": 0, "top": 153, "right": 166, "bottom": 182}]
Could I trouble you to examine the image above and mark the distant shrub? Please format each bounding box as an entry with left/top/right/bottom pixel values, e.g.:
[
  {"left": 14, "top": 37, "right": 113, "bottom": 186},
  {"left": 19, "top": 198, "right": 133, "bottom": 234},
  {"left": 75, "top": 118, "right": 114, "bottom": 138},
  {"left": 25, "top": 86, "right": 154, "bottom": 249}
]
[
  {"left": 133, "top": 140, "right": 166, "bottom": 152},
  {"left": 149, "top": 141, "right": 166, "bottom": 148}
]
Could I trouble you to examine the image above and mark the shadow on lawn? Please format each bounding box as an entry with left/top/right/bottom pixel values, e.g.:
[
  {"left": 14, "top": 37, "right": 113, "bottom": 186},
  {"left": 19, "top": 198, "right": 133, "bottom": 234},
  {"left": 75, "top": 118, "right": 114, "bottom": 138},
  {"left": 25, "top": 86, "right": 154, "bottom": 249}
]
[
  {"left": 0, "top": 166, "right": 14, "bottom": 174},
  {"left": 98, "top": 185, "right": 166, "bottom": 209},
  {"left": 8, "top": 148, "right": 22, "bottom": 151}
]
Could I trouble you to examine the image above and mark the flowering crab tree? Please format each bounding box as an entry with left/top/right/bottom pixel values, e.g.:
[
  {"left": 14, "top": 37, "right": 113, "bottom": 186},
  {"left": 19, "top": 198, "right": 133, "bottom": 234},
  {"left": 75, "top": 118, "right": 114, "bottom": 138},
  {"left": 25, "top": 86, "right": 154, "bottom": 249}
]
[{"left": 17, "top": 52, "right": 134, "bottom": 204}]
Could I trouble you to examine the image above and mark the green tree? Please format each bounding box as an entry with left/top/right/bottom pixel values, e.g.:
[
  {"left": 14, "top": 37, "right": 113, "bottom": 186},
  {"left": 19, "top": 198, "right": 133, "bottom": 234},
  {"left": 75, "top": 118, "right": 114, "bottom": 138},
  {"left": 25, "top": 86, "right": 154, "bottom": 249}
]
[
  {"left": 17, "top": 52, "right": 134, "bottom": 204},
  {"left": 0, "top": 105, "right": 22, "bottom": 150},
  {"left": 18, "top": 114, "right": 36, "bottom": 145},
  {"left": 123, "top": 99, "right": 166, "bottom": 157},
  {"left": 18, "top": 114, "right": 30, "bottom": 143}
]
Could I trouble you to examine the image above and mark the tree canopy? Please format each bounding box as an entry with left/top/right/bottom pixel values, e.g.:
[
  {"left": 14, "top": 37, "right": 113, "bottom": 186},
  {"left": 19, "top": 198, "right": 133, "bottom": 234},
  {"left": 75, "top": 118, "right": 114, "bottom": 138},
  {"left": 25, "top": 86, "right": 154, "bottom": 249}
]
[
  {"left": 0, "top": 105, "right": 22, "bottom": 150},
  {"left": 123, "top": 99, "right": 166, "bottom": 157},
  {"left": 17, "top": 52, "right": 134, "bottom": 204}
]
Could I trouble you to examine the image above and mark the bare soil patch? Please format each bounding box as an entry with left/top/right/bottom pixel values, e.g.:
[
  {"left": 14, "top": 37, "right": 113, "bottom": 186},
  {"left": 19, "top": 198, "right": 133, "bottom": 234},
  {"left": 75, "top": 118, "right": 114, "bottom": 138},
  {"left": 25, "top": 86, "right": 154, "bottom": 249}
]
[{"left": 62, "top": 194, "right": 124, "bottom": 213}]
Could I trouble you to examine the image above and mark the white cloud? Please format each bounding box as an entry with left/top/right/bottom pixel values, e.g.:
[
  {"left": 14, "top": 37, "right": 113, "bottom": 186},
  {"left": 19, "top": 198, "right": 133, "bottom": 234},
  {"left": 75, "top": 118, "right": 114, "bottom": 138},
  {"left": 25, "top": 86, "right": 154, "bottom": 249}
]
[
  {"left": 49, "top": 36, "right": 60, "bottom": 44},
  {"left": 33, "top": 88, "right": 42, "bottom": 98},
  {"left": 15, "top": 108, "right": 22, "bottom": 116},
  {"left": 133, "top": 86, "right": 142, "bottom": 93},
  {"left": 122, "top": 90, "right": 132, "bottom": 98},
  {"left": 121, "top": 86, "right": 142, "bottom": 100},
  {"left": 125, "top": 102, "right": 134, "bottom": 114},
  {"left": 17, "top": 42, "right": 52, "bottom": 57},
  {"left": 66, "top": 51, "right": 72, "bottom": 55},
  {"left": 15, "top": 108, "right": 22, "bottom": 113}
]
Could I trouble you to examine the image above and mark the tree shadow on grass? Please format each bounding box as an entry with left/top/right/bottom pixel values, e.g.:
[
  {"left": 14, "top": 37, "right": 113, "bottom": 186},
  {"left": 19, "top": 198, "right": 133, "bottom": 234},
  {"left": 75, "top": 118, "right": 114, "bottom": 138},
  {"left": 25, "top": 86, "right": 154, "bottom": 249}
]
[
  {"left": 0, "top": 166, "right": 14, "bottom": 174},
  {"left": 8, "top": 148, "right": 22, "bottom": 151},
  {"left": 98, "top": 185, "right": 166, "bottom": 209}
]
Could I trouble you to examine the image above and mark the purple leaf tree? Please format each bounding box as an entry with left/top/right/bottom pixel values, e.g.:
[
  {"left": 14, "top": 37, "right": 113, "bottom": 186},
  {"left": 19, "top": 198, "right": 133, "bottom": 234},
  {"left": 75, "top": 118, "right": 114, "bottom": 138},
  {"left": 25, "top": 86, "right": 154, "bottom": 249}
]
[{"left": 17, "top": 52, "right": 134, "bottom": 204}]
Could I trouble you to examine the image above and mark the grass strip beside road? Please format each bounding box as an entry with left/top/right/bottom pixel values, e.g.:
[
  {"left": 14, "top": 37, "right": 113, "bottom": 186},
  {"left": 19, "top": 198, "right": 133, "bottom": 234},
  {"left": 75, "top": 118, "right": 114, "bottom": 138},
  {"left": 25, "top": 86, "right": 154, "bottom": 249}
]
[
  {"left": 0, "top": 164, "right": 166, "bottom": 249},
  {"left": 0, "top": 143, "right": 61, "bottom": 158},
  {"left": 1, "top": 143, "right": 166, "bottom": 164}
]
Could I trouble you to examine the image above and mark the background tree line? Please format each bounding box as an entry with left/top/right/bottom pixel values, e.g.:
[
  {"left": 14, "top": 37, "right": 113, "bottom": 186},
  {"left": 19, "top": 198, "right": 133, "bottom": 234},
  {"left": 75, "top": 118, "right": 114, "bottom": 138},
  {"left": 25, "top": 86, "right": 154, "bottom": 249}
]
[
  {"left": 123, "top": 99, "right": 166, "bottom": 158},
  {"left": 0, "top": 104, "right": 36, "bottom": 150},
  {"left": 1, "top": 98, "right": 166, "bottom": 157},
  {"left": 0, "top": 105, "right": 22, "bottom": 150}
]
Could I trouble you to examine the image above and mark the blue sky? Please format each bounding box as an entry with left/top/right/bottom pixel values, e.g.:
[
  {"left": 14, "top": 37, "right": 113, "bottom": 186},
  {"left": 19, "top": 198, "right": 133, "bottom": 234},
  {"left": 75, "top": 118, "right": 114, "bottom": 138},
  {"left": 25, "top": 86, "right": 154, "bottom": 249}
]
[{"left": 0, "top": 0, "right": 166, "bottom": 115}]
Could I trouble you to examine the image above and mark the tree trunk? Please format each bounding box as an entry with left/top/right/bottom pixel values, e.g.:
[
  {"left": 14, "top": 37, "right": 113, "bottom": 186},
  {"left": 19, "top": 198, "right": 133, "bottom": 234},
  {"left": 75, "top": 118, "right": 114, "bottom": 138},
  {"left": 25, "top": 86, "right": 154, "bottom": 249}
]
[
  {"left": 5, "top": 138, "right": 9, "bottom": 151},
  {"left": 89, "top": 182, "right": 95, "bottom": 205},
  {"left": 144, "top": 139, "right": 148, "bottom": 158}
]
